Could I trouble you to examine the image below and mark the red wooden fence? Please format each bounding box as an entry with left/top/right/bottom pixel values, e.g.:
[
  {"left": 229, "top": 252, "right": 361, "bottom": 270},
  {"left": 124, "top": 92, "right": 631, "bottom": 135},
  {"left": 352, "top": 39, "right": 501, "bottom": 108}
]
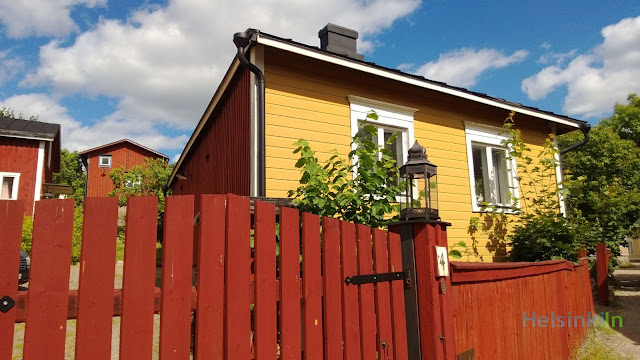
[
  {"left": 1, "top": 195, "right": 409, "bottom": 359},
  {"left": 450, "top": 258, "right": 594, "bottom": 359}
]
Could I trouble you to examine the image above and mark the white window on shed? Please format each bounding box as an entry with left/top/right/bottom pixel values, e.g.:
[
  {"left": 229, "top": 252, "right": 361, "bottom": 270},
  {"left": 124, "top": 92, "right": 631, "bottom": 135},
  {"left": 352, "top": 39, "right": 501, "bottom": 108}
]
[
  {"left": 99, "top": 155, "right": 112, "bottom": 167},
  {"left": 0, "top": 172, "right": 20, "bottom": 200}
]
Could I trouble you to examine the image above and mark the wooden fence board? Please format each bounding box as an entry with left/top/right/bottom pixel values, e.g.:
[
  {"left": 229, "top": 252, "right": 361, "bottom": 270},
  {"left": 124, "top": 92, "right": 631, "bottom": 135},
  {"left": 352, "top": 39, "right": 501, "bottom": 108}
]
[
  {"left": 159, "top": 195, "right": 194, "bottom": 359},
  {"left": 195, "top": 195, "right": 226, "bottom": 360},
  {"left": 254, "top": 200, "right": 277, "bottom": 360},
  {"left": 119, "top": 196, "right": 158, "bottom": 360},
  {"left": 280, "top": 206, "right": 302, "bottom": 360},
  {"left": 224, "top": 194, "right": 251, "bottom": 360},
  {"left": 0, "top": 200, "right": 24, "bottom": 359},
  {"left": 23, "top": 199, "right": 74, "bottom": 360},
  {"left": 75, "top": 197, "right": 118, "bottom": 360},
  {"left": 387, "top": 231, "right": 408, "bottom": 360},
  {"left": 339, "top": 221, "right": 361, "bottom": 360},
  {"left": 356, "top": 224, "right": 376, "bottom": 360},
  {"left": 301, "top": 213, "right": 323, "bottom": 360},
  {"left": 322, "top": 217, "right": 343, "bottom": 360},
  {"left": 373, "top": 229, "right": 393, "bottom": 359}
]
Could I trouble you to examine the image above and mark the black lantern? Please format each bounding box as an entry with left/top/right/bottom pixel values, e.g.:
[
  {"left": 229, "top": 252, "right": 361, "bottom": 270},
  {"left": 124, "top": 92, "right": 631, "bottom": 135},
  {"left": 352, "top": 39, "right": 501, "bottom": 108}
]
[{"left": 399, "top": 141, "right": 439, "bottom": 221}]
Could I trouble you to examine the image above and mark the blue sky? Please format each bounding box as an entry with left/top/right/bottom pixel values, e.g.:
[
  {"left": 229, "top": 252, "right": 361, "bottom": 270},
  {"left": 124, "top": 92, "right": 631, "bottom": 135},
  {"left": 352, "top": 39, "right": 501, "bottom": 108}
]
[{"left": 0, "top": 0, "right": 639, "bottom": 162}]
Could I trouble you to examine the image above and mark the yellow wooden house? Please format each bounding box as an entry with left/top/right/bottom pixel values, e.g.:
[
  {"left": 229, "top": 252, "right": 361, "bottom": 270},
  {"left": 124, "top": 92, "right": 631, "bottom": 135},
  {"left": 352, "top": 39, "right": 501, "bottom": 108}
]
[{"left": 168, "top": 24, "right": 588, "bottom": 261}]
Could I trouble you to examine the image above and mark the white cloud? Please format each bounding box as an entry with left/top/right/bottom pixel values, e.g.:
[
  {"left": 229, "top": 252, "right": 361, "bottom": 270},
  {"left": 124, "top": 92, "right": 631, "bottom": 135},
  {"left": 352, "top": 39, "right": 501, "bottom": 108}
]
[
  {"left": 0, "top": 0, "right": 106, "bottom": 38},
  {"left": 19, "top": 0, "right": 420, "bottom": 146},
  {"left": 0, "top": 50, "right": 23, "bottom": 86},
  {"left": 522, "top": 15, "right": 640, "bottom": 119},
  {"left": 537, "top": 49, "right": 578, "bottom": 65},
  {"left": 0, "top": 93, "right": 187, "bottom": 152},
  {"left": 410, "top": 48, "right": 528, "bottom": 88}
]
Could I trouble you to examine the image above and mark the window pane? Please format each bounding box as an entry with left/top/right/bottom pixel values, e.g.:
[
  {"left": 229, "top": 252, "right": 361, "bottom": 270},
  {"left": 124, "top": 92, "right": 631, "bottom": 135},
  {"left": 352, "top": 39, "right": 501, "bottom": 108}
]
[
  {"left": 471, "top": 146, "right": 486, "bottom": 203},
  {"left": 357, "top": 126, "right": 378, "bottom": 147},
  {"left": 492, "top": 149, "right": 509, "bottom": 204},
  {"left": 384, "top": 130, "right": 402, "bottom": 165},
  {"left": 1, "top": 177, "right": 14, "bottom": 199}
]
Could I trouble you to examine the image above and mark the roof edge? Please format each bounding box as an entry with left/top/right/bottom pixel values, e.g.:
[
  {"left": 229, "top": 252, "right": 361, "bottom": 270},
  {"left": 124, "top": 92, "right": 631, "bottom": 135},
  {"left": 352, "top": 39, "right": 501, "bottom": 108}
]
[
  {"left": 256, "top": 33, "right": 586, "bottom": 128},
  {"left": 168, "top": 57, "right": 241, "bottom": 187},
  {"left": 79, "top": 138, "right": 168, "bottom": 159}
]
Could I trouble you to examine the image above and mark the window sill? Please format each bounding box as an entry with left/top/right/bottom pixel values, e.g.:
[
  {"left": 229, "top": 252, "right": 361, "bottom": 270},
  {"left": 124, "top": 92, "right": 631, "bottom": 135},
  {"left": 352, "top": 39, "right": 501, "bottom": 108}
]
[{"left": 471, "top": 203, "right": 520, "bottom": 215}]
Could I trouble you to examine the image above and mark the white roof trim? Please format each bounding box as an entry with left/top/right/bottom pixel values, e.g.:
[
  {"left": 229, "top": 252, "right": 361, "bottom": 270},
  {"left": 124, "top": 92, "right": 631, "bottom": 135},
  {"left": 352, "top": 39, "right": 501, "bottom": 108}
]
[
  {"left": 168, "top": 58, "right": 240, "bottom": 186},
  {"left": 257, "top": 35, "right": 581, "bottom": 129},
  {"left": 0, "top": 134, "right": 54, "bottom": 142}
]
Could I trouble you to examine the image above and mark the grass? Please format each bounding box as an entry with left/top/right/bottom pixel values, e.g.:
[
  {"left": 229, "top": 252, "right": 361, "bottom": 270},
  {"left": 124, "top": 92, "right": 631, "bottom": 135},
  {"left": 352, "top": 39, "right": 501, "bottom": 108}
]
[
  {"left": 571, "top": 329, "right": 632, "bottom": 360},
  {"left": 618, "top": 261, "right": 637, "bottom": 269}
]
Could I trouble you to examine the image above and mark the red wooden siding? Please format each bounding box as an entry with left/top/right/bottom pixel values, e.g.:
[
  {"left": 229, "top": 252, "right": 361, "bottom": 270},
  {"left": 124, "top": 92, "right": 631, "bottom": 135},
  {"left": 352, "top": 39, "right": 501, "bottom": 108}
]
[
  {"left": 451, "top": 259, "right": 594, "bottom": 359},
  {"left": 0, "top": 137, "right": 40, "bottom": 215},
  {"left": 85, "top": 142, "right": 166, "bottom": 197},
  {"left": 170, "top": 68, "right": 251, "bottom": 206}
]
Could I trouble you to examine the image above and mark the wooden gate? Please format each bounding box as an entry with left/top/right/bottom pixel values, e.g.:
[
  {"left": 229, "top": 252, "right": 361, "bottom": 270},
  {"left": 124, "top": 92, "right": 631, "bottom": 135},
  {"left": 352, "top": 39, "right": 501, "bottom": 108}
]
[{"left": 0, "top": 194, "right": 408, "bottom": 359}]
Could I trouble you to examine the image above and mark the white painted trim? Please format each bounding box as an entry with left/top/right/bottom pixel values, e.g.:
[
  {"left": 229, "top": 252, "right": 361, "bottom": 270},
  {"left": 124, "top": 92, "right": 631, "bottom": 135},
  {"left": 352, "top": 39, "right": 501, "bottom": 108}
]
[
  {"left": 249, "top": 44, "right": 264, "bottom": 197},
  {"left": 34, "top": 141, "right": 45, "bottom": 212},
  {"left": 0, "top": 134, "right": 54, "bottom": 141},
  {"left": 258, "top": 36, "right": 582, "bottom": 129},
  {"left": 464, "top": 122, "right": 520, "bottom": 212},
  {"left": 47, "top": 141, "right": 52, "bottom": 169},
  {"left": 168, "top": 58, "right": 241, "bottom": 186},
  {"left": 551, "top": 125, "right": 567, "bottom": 216},
  {"left": 0, "top": 172, "right": 20, "bottom": 200}
]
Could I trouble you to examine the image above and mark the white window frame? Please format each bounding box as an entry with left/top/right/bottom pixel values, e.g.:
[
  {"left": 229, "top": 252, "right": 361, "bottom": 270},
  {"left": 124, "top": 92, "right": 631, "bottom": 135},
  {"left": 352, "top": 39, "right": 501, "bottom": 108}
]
[
  {"left": 0, "top": 172, "right": 20, "bottom": 200},
  {"left": 464, "top": 122, "right": 520, "bottom": 212},
  {"left": 98, "top": 155, "right": 112, "bottom": 168},
  {"left": 348, "top": 95, "right": 417, "bottom": 167}
]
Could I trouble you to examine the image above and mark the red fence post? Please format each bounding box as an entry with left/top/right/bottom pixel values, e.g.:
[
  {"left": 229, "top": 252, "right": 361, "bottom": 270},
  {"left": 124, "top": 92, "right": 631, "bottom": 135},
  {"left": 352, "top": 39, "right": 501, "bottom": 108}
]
[
  {"left": 389, "top": 221, "right": 456, "bottom": 360},
  {"left": 596, "top": 243, "right": 609, "bottom": 306}
]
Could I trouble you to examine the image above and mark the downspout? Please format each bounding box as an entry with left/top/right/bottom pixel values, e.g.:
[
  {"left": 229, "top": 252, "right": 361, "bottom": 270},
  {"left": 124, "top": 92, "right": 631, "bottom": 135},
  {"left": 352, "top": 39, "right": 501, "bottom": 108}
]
[
  {"left": 560, "top": 123, "right": 591, "bottom": 155},
  {"left": 81, "top": 156, "right": 89, "bottom": 198},
  {"left": 234, "top": 29, "right": 266, "bottom": 197}
]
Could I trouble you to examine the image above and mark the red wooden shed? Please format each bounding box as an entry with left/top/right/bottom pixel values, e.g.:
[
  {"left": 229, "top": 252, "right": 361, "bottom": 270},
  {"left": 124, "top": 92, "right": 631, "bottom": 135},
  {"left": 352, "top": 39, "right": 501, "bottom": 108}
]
[
  {"left": 0, "top": 117, "right": 61, "bottom": 216},
  {"left": 79, "top": 139, "right": 168, "bottom": 198}
]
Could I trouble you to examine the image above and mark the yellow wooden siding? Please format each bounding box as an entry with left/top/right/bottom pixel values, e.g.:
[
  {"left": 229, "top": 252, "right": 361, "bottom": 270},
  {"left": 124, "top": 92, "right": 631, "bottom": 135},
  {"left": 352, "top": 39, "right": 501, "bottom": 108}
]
[{"left": 263, "top": 48, "right": 561, "bottom": 262}]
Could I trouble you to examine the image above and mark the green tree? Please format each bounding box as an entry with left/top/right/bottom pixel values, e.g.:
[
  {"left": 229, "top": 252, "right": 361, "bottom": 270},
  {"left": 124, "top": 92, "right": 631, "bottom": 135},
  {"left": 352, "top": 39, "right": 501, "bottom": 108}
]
[
  {"left": 108, "top": 157, "right": 174, "bottom": 210},
  {"left": 288, "top": 111, "right": 405, "bottom": 228},
  {"left": 559, "top": 95, "right": 640, "bottom": 258},
  {"left": 0, "top": 107, "right": 38, "bottom": 120},
  {"left": 52, "top": 150, "right": 86, "bottom": 205}
]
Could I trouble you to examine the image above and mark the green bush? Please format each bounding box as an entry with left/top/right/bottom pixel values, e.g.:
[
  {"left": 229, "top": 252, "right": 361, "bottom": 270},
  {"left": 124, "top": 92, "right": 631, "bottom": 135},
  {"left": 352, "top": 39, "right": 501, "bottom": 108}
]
[{"left": 21, "top": 216, "right": 33, "bottom": 255}]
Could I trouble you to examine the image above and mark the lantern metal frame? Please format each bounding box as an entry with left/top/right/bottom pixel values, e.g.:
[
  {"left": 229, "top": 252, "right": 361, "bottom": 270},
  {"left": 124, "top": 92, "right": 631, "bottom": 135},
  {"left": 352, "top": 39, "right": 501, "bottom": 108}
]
[{"left": 399, "top": 141, "right": 439, "bottom": 221}]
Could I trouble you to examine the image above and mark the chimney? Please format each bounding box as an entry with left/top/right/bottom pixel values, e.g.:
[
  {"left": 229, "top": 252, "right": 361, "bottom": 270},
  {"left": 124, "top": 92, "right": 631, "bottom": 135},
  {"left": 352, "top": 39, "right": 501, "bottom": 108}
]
[{"left": 318, "top": 24, "right": 364, "bottom": 60}]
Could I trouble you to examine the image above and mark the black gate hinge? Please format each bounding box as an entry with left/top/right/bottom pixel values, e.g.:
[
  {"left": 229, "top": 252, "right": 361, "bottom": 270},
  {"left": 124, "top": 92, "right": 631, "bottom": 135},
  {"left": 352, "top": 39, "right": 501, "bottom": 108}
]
[{"left": 344, "top": 268, "right": 411, "bottom": 288}]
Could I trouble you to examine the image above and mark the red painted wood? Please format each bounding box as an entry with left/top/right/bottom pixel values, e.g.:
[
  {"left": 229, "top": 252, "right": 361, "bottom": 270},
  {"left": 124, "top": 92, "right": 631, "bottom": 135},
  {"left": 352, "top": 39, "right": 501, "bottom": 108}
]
[
  {"left": 372, "top": 229, "right": 393, "bottom": 359},
  {"left": 322, "top": 217, "right": 343, "bottom": 360},
  {"left": 170, "top": 68, "right": 251, "bottom": 201},
  {"left": 0, "top": 138, "right": 40, "bottom": 215},
  {"left": 450, "top": 251, "right": 595, "bottom": 360},
  {"left": 195, "top": 195, "right": 227, "bottom": 359},
  {"left": 159, "top": 195, "right": 195, "bottom": 359},
  {"left": 596, "top": 243, "right": 609, "bottom": 305},
  {"left": 119, "top": 196, "right": 159, "bottom": 360},
  {"left": 84, "top": 141, "right": 167, "bottom": 198},
  {"left": 301, "top": 213, "right": 323, "bottom": 360},
  {"left": 224, "top": 194, "right": 251, "bottom": 360},
  {"left": 254, "top": 200, "right": 277, "bottom": 360},
  {"left": 339, "top": 221, "right": 361, "bottom": 360},
  {"left": 279, "top": 206, "right": 302, "bottom": 360},
  {"left": 412, "top": 223, "right": 442, "bottom": 360},
  {"left": 75, "top": 197, "right": 118, "bottom": 359},
  {"left": 387, "top": 231, "right": 408, "bottom": 360},
  {"left": 355, "top": 224, "right": 376, "bottom": 360},
  {"left": 450, "top": 260, "right": 573, "bottom": 284},
  {"left": 0, "top": 200, "right": 23, "bottom": 358},
  {"left": 23, "top": 199, "right": 74, "bottom": 360}
]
